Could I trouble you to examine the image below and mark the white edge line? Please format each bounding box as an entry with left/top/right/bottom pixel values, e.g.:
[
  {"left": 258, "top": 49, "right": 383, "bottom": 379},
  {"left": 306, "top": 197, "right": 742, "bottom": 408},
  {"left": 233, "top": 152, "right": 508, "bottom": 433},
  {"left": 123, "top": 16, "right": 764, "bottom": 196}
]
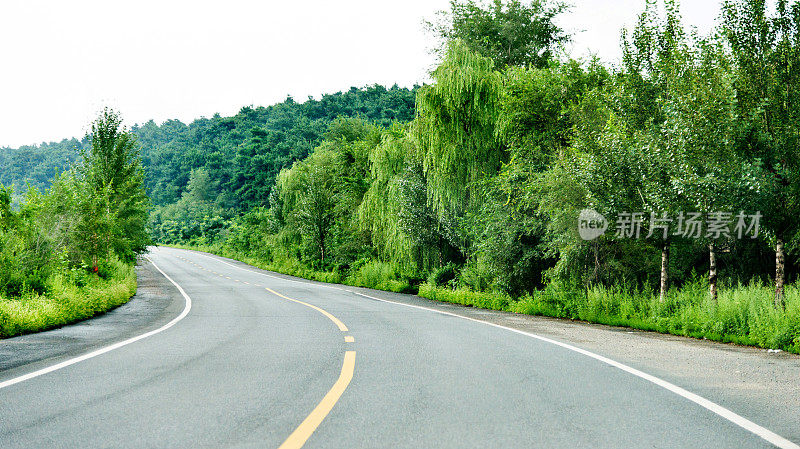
[
  {"left": 179, "top": 247, "right": 799, "bottom": 449},
  {"left": 344, "top": 289, "right": 800, "bottom": 449},
  {"left": 0, "top": 255, "right": 192, "bottom": 391}
]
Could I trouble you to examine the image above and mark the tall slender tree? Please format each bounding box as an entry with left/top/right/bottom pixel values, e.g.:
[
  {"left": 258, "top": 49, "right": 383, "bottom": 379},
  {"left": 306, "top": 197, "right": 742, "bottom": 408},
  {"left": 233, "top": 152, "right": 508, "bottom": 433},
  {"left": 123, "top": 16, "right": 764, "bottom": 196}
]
[
  {"left": 723, "top": 0, "right": 800, "bottom": 308},
  {"left": 78, "top": 108, "right": 150, "bottom": 265}
]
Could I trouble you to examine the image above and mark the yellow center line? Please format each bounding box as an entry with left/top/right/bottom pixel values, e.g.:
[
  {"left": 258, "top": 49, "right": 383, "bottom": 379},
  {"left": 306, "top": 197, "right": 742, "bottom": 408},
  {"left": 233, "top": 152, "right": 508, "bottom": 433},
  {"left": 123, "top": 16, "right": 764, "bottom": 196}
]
[
  {"left": 264, "top": 287, "right": 348, "bottom": 332},
  {"left": 172, "top": 251, "right": 357, "bottom": 447},
  {"left": 278, "top": 351, "right": 356, "bottom": 449}
]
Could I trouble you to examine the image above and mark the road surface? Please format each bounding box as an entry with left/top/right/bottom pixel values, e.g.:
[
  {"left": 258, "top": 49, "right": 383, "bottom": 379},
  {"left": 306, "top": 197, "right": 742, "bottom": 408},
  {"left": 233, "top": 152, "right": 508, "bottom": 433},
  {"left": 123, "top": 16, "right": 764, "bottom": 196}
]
[{"left": 1, "top": 247, "right": 797, "bottom": 448}]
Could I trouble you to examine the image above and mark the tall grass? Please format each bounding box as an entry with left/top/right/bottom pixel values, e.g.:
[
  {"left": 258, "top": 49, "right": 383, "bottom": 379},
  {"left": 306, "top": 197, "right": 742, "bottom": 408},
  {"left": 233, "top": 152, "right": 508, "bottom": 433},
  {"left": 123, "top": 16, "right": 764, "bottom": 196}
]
[
  {"left": 503, "top": 279, "right": 799, "bottom": 353},
  {"left": 0, "top": 259, "right": 137, "bottom": 338},
  {"left": 345, "top": 260, "right": 411, "bottom": 292},
  {"left": 418, "top": 283, "right": 511, "bottom": 310}
]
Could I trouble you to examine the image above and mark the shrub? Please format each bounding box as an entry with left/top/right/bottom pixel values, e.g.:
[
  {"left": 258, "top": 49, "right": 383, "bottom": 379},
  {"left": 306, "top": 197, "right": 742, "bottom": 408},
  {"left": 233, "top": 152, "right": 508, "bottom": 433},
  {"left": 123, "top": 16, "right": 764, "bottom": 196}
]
[
  {"left": 428, "top": 262, "right": 459, "bottom": 287},
  {"left": 346, "top": 260, "right": 412, "bottom": 292}
]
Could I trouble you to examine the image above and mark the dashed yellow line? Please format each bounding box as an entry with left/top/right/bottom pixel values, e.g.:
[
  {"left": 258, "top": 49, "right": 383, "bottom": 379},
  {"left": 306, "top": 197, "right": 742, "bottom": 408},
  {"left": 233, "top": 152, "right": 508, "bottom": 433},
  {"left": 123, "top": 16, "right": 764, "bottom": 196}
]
[
  {"left": 265, "top": 287, "right": 348, "bottom": 332},
  {"left": 176, "top": 252, "right": 356, "bottom": 448}
]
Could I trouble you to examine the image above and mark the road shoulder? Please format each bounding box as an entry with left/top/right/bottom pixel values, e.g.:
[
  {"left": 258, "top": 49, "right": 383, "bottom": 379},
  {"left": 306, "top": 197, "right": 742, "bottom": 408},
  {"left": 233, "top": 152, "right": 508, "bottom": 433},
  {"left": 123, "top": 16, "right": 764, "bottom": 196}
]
[{"left": 0, "top": 258, "right": 184, "bottom": 380}]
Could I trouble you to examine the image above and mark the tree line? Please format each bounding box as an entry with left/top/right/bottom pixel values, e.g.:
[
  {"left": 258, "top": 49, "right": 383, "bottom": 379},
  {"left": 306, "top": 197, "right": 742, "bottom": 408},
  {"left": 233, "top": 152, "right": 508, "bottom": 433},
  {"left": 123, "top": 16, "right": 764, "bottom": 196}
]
[
  {"left": 203, "top": 0, "right": 798, "bottom": 306},
  {"left": 2, "top": 0, "right": 798, "bottom": 347},
  {"left": 0, "top": 85, "right": 418, "bottom": 245},
  {"left": 0, "top": 109, "right": 148, "bottom": 301},
  {"left": 0, "top": 85, "right": 416, "bottom": 208}
]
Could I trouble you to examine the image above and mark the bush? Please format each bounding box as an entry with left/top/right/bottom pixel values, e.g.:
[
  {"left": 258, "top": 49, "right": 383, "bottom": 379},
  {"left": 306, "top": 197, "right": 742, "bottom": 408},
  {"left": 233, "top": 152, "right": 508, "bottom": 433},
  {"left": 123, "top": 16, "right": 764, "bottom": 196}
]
[{"left": 428, "top": 262, "right": 459, "bottom": 287}]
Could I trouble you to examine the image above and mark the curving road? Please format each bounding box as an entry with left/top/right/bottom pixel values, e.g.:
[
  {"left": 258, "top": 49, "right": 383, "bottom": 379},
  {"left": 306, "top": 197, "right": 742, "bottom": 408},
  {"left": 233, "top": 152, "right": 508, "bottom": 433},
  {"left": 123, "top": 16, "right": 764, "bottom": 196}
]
[{"left": 0, "top": 247, "right": 796, "bottom": 448}]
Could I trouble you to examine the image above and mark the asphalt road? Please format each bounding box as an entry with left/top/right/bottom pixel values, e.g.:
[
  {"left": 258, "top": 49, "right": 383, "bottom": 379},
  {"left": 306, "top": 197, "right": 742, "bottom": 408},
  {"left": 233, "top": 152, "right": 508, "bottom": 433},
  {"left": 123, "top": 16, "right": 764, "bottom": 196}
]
[{"left": 0, "top": 246, "right": 796, "bottom": 448}]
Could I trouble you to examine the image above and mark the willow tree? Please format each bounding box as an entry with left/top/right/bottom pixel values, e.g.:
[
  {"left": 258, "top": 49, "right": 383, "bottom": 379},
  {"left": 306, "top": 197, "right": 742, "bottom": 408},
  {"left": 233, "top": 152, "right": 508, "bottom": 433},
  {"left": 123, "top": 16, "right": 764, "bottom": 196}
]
[
  {"left": 276, "top": 150, "right": 338, "bottom": 265},
  {"left": 359, "top": 127, "right": 414, "bottom": 268},
  {"left": 414, "top": 39, "right": 505, "bottom": 239}
]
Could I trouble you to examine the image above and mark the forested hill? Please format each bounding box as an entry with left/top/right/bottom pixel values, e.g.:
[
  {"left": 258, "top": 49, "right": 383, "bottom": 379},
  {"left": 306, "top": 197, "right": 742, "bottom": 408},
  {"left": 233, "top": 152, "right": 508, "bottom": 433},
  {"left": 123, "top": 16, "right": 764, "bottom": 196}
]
[
  {"left": 0, "top": 84, "right": 417, "bottom": 208},
  {"left": 0, "top": 138, "right": 87, "bottom": 199}
]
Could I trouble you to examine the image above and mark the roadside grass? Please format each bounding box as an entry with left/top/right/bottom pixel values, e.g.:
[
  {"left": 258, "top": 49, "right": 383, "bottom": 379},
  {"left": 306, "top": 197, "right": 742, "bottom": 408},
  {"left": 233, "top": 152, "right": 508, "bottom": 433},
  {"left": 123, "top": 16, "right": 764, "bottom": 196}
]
[
  {"left": 418, "top": 283, "right": 510, "bottom": 310},
  {"left": 169, "top": 243, "right": 414, "bottom": 293},
  {"left": 165, "top": 243, "right": 800, "bottom": 354},
  {"left": 507, "top": 280, "right": 800, "bottom": 353},
  {"left": 345, "top": 260, "right": 411, "bottom": 293},
  {"left": 0, "top": 259, "right": 137, "bottom": 338}
]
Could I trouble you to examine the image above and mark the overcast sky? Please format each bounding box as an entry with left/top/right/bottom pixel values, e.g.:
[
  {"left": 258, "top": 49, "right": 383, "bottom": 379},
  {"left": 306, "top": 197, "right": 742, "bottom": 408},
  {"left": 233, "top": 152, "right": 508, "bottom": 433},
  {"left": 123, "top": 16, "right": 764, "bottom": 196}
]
[{"left": 0, "top": 0, "right": 723, "bottom": 148}]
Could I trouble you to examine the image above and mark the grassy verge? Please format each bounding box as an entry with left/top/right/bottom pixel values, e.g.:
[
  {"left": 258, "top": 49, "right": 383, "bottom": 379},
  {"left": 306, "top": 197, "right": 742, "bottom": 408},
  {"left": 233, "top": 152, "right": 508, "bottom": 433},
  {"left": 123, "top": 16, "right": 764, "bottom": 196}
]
[
  {"left": 422, "top": 280, "right": 800, "bottom": 354},
  {"left": 168, "top": 243, "right": 415, "bottom": 293},
  {"left": 168, "top": 243, "right": 800, "bottom": 354},
  {"left": 0, "top": 259, "right": 137, "bottom": 338}
]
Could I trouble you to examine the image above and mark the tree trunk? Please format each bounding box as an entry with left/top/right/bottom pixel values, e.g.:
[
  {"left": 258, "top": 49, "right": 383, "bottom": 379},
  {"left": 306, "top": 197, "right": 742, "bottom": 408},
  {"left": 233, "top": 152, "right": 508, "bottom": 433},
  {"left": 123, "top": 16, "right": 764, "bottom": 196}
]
[
  {"left": 659, "top": 241, "right": 669, "bottom": 302},
  {"left": 775, "top": 238, "right": 786, "bottom": 309},
  {"left": 709, "top": 244, "right": 717, "bottom": 303}
]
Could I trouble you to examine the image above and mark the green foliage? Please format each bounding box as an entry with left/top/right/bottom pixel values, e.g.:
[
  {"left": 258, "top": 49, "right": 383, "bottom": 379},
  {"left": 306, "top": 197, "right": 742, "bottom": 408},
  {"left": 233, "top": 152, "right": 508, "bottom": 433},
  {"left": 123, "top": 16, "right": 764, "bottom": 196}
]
[
  {"left": 276, "top": 118, "right": 379, "bottom": 267},
  {"left": 346, "top": 260, "right": 412, "bottom": 293},
  {"left": 415, "top": 40, "right": 504, "bottom": 221},
  {"left": 0, "top": 85, "right": 417, "bottom": 213},
  {"left": 1, "top": 109, "right": 148, "bottom": 337},
  {"left": 0, "top": 138, "right": 86, "bottom": 196},
  {"left": 77, "top": 109, "right": 151, "bottom": 265},
  {"left": 419, "top": 283, "right": 512, "bottom": 310},
  {"left": 0, "top": 258, "right": 135, "bottom": 338},
  {"left": 149, "top": 167, "right": 231, "bottom": 245},
  {"left": 428, "top": 262, "right": 460, "bottom": 287},
  {"left": 427, "top": 0, "right": 569, "bottom": 69},
  {"left": 722, "top": 0, "right": 800, "bottom": 247}
]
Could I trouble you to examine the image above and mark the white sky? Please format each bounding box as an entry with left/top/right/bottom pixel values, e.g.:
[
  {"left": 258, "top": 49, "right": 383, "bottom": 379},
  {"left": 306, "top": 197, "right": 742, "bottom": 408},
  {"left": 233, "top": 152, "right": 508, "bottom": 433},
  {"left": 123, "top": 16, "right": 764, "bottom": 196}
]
[{"left": 0, "top": 0, "right": 722, "bottom": 148}]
